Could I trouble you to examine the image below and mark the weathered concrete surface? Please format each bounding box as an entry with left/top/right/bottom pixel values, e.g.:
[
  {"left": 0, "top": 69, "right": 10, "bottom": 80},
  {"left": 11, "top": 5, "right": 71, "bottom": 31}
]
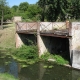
[
  {"left": 72, "top": 50, "right": 80, "bottom": 69},
  {"left": 70, "top": 22, "right": 80, "bottom": 69},
  {"left": 40, "top": 22, "right": 53, "bottom": 31},
  {"left": 16, "top": 33, "right": 23, "bottom": 48},
  {"left": 40, "top": 22, "right": 66, "bottom": 32},
  {"left": 13, "top": 16, "right": 22, "bottom": 22},
  {"left": 38, "top": 35, "right": 48, "bottom": 56},
  {"left": 16, "top": 22, "right": 68, "bottom": 33},
  {"left": 52, "top": 22, "right": 66, "bottom": 30},
  {"left": 16, "top": 22, "right": 38, "bottom": 31}
]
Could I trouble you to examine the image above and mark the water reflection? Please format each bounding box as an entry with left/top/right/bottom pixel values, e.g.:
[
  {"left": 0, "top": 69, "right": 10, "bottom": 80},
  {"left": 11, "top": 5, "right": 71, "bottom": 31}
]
[
  {"left": 0, "top": 66, "right": 5, "bottom": 73},
  {"left": 0, "top": 57, "right": 80, "bottom": 80},
  {"left": 19, "top": 62, "right": 80, "bottom": 80},
  {"left": 72, "top": 69, "right": 80, "bottom": 80},
  {"left": 0, "top": 57, "right": 18, "bottom": 78},
  {"left": 19, "top": 62, "right": 72, "bottom": 80},
  {"left": 9, "top": 59, "right": 18, "bottom": 78}
]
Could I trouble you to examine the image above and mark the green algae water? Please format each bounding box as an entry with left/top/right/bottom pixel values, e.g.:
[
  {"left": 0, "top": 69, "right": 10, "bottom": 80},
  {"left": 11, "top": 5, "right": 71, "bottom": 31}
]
[{"left": 0, "top": 56, "right": 80, "bottom": 80}]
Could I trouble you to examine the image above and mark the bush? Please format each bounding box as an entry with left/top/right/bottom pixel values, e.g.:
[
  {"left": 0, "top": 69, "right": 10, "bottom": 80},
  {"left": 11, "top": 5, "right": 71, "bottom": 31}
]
[
  {"left": 40, "top": 52, "right": 50, "bottom": 61},
  {"left": 12, "top": 45, "right": 38, "bottom": 61}
]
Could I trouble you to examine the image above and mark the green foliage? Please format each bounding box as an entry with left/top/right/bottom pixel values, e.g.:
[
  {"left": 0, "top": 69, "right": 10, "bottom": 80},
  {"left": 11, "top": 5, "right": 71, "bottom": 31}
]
[
  {"left": 11, "top": 3, "right": 41, "bottom": 22},
  {"left": 38, "top": 0, "right": 80, "bottom": 21},
  {"left": 0, "top": 0, "right": 12, "bottom": 22},
  {"left": 19, "top": 2, "right": 29, "bottom": 12},
  {"left": 40, "top": 52, "right": 69, "bottom": 65},
  {"left": 11, "top": 5, "right": 18, "bottom": 16},
  {"left": 25, "top": 4, "right": 41, "bottom": 21},
  {"left": 0, "top": 0, "right": 7, "bottom": 7},
  {"left": 54, "top": 55, "right": 69, "bottom": 65},
  {"left": 3, "top": 6, "right": 12, "bottom": 21},
  {"left": 77, "top": 77, "right": 80, "bottom": 80},
  {"left": 12, "top": 45, "right": 38, "bottom": 62},
  {"left": 1, "top": 0, "right": 80, "bottom": 22},
  {"left": 40, "top": 52, "right": 50, "bottom": 61},
  {"left": 11, "top": 5, "right": 18, "bottom": 12},
  {"left": 0, "top": 73, "right": 19, "bottom": 80}
]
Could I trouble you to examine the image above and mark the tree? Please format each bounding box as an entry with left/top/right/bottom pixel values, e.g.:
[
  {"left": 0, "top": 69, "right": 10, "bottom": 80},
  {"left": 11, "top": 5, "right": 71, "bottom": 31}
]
[
  {"left": 38, "top": 0, "right": 71, "bottom": 21},
  {"left": 19, "top": 2, "right": 29, "bottom": 12},
  {"left": 0, "top": 0, "right": 7, "bottom": 29},
  {"left": 11, "top": 5, "right": 18, "bottom": 12},
  {"left": 4, "top": 6, "right": 12, "bottom": 21},
  {"left": 25, "top": 4, "right": 41, "bottom": 21},
  {"left": 11, "top": 5, "right": 19, "bottom": 16},
  {"left": 70, "top": 0, "right": 80, "bottom": 19},
  {"left": 38, "top": 0, "right": 47, "bottom": 21},
  {"left": 47, "top": 0, "right": 70, "bottom": 21}
]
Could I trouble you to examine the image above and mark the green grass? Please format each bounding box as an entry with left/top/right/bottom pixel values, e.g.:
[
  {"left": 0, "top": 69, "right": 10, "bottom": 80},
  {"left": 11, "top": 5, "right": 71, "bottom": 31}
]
[
  {"left": 0, "top": 73, "right": 19, "bottom": 80},
  {"left": 9, "top": 45, "right": 39, "bottom": 65},
  {"left": 53, "top": 55, "right": 69, "bottom": 65},
  {"left": 40, "top": 52, "right": 69, "bottom": 65},
  {"left": 0, "top": 23, "right": 15, "bottom": 48}
]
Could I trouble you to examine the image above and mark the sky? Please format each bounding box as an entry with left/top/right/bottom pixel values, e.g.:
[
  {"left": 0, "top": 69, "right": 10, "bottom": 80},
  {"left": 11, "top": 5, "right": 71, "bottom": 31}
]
[{"left": 7, "top": 0, "right": 38, "bottom": 7}]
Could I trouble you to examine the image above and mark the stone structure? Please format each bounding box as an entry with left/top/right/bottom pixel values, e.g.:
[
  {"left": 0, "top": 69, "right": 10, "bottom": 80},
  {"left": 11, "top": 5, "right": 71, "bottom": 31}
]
[
  {"left": 15, "top": 21, "right": 80, "bottom": 69},
  {"left": 70, "top": 22, "right": 80, "bottom": 69},
  {"left": 13, "top": 16, "right": 22, "bottom": 22}
]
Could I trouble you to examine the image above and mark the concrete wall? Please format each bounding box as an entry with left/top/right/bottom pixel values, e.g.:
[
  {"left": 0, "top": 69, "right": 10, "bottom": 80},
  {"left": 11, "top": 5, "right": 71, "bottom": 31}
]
[
  {"left": 70, "top": 22, "right": 80, "bottom": 69},
  {"left": 40, "top": 22, "right": 53, "bottom": 31},
  {"left": 52, "top": 22, "right": 66, "bottom": 30},
  {"left": 40, "top": 22, "right": 66, "bottom": 32},
  {"left": 16, "top": 22, "right": 38, "bottom": 31},
  {"left": 16, "top": 33, "right": 24, "bottom": 48},
  {"left": 37, "top": 35, "right": 48, "bottom": 56},
  {"left": 13, "top": 16, "right": 22, "bottom": 22},
  {"left": 16, "top": 22, "right": 67, "bottom": 32},
  {"left": 16, "top": 22, "right": 27, "bottom": 31}
]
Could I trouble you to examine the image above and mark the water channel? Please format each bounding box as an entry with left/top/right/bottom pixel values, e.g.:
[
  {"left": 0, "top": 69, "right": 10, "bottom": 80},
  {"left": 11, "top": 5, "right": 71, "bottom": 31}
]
[{"left": 0, "top": 56, "right": 80, "bottom": 80}]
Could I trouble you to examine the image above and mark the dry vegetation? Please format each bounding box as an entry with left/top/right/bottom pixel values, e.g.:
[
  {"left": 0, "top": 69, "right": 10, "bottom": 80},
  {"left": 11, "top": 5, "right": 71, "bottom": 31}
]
[{"left": 0, "top": 23, "right": 16, "bottom": 48}]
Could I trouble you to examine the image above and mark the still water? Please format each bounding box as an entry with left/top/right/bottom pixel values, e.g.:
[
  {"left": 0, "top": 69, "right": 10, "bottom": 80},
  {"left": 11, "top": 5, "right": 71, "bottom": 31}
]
[{"left": 0, "top": 56, "right": 80, "bottom": 80}]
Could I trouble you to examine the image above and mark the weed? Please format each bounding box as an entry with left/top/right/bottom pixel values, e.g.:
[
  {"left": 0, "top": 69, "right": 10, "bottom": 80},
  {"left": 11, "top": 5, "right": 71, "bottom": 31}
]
[
  {"left": 0, "top": 73, "right": 19, "bottom": 80},
  {"left": 12, "top": 45, "right": 39, "bottom": 64},
  {"left": 40, "top": 52, "right": 69, "bottom": 65},
  {"left": 53, "top": 55, "right": 69, "bottom": 65},
  {"left": 40, "top": 52, "right": 50, "bottom": 61}
]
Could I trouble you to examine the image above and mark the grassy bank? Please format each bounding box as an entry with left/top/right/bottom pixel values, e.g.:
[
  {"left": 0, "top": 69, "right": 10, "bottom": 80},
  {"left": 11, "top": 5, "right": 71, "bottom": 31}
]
[
  {"left": 40, "top": 52, "right": 69, "bottom": 65},
  {"left": 0, "top": 23, "right": 15, "bottom": 48}
]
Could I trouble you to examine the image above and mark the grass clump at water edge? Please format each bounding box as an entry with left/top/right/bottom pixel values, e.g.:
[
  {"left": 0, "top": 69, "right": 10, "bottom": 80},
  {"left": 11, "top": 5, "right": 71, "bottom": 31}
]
[
  {"left": 40, "top": 52, "right": 69, "bottom": 65},
  {"left": 0, "top": 73, "right": 19, "bottom": 80},
  {"left": 11, "top": 45, "right": 39, "bottom": 64}
]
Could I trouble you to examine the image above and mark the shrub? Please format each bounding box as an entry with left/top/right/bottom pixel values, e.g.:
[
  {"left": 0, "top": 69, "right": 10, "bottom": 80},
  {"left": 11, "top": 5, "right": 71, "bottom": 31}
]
[
  {"left": 12, "top": 45, "right": 38, "bottom": 61},
  {"left": 40, "top": 52, "right": 50, "bottom": 61}
]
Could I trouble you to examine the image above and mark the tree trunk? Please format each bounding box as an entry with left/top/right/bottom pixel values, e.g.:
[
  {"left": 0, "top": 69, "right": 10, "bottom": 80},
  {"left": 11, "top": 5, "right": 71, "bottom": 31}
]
[{"left": 0, "top": 10, "right": 3, "bottom": 29}]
